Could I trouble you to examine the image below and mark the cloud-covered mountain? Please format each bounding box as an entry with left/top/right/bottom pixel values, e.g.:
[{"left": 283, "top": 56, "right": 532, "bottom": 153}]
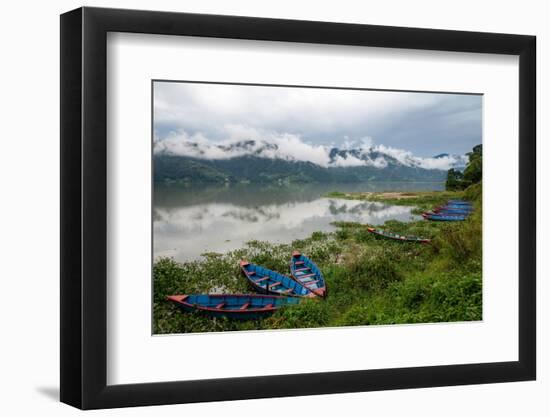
[
  {"left": 153, "top": 134, "right": 467, "bottom": 185},
  {"left": 154, "top": 130, "right": 467, "bottom": 172}
]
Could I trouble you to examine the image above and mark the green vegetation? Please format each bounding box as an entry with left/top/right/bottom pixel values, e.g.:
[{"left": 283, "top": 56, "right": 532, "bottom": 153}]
[
  {"left": 154, "top": 154, "right": 448, "bottom": 185},
  {"left": 446, "top": 144, "right": 482, "bottom": 190},
  {"left": 154, "top": 186, "right": 482, "bottom": 334},
  {"left": 445, "top": 168, "right": 465, "bottom": 191}
]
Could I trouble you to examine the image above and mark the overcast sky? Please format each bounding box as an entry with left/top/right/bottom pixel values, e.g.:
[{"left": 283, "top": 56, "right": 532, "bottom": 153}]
[{"left": 153, "top": 81, "right": 482, "bottom": 158}]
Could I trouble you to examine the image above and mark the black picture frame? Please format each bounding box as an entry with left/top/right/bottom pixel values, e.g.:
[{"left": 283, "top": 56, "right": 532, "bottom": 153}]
[{"left": 60, "top": 6, "right": 536, "bottom": 410}]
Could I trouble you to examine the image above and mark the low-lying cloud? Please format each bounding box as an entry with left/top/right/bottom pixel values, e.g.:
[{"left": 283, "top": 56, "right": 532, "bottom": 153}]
[{"left": 154, "top": 125, "right": 466, "bottom": 170}]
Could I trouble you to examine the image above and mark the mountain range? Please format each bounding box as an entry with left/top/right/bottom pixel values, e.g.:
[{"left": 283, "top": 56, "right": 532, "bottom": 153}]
[{"left": 153, "top": 139, "right": 467, "bottom": 185}]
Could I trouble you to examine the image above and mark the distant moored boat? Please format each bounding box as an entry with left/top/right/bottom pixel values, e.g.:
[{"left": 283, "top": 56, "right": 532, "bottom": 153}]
[
  {"left": 240, "top": 261, "right": 315, "bottom": 297},
  {"left": 289, "top": 251, "right": 327, "bottom": 298},
  {"left": 422, "top": 212, "right": 467, "bottom": 221},
  {"left": 166, "top": 294, "right": 300, "bottom": 320},
  {"left": 367, "top": 227, "right": 431, "bottom": 243},
  {"left": 447, "top": 200, "right": 472, "bottom": 205},
  {"left": 434, "top": 205, "right": 473, "bottom": 215}
]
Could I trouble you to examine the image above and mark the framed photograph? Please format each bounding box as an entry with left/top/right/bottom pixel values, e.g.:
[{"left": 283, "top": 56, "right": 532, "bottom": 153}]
[{"left": 60, "top": 7, "right": 536, "bottom": 409}]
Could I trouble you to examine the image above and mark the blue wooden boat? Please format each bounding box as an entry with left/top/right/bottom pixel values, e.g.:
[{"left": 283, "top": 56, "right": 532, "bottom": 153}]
[
  {"left": 240, "top": 261, "right": 315, "bottom": 297},
  {"left": 444, "top": 204, "right": 473, "bottom": 209},
  {"left": 289, "top": 251, "right": 327, "bottom": 298},
  {"left": 435, "top": 210, "right": 471, "bottom": 217},
  {"left": 436, "top": 205, "right": 473, "bottom": 212},
  {"left": 447, "top": 200, "right": 472, "bottom": 206},
  {"left": 422, "top": 212, "right": 467, "bottom": 221},
  {"left": 367, "top": 227, "right": 431, "bottom": 244},
  {"left": 167, "top": 294, "right": 301, "bottom": 320},
  {"left": 434, "top": 206, "right": 472, "bottom": 215}
]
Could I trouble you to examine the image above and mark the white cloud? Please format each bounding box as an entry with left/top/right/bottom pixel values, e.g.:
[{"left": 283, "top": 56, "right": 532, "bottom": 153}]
[
  {"left": 153, "top": 83, "right": 437, "bottom": 129},
  {"left": 330, "top": 154, "right": 368, "bottom": 168},
  {"left": 155, "top": 126, "right": 334, "bottom": 166},
  {"left": 154, "top": 125, "right": 465, "bottom": 170},
  {"left": 372, "top": 144, "right": 467, "bottom": 170}
]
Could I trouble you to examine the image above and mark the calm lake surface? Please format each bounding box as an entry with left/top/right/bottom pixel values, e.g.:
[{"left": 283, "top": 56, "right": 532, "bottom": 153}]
[{"left": 154, "top": 182, "right": 444, "bottom": 262}]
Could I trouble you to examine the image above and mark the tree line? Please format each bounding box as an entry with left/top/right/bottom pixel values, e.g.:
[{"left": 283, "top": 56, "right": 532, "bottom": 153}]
[{"left": 446, "top": 144, "right": 482, "bottom": 190}]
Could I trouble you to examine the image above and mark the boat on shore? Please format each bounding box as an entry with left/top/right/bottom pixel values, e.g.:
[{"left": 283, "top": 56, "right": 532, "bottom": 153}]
[
  {"left": 289, "top": 251, "right": 327, "bottom": 298},
  {"left": 422, "top": 212, "right": 467, "bottom": 221},
  {"left": 434, "top": 205, "right": 473, "bottom": 214},
  {"left": 446, "top": 204, "right": 471, "bottom": 207},
  {"left": 367, "top": 227, "right": 431, "bottom": 243},
  {"left": 447, "top": 200, "right": 472, "bottom": 206},
  {"left": 240, "top": 260, "right": 315, "bottom": 297},
  {"left": 166, "top": 294, "right": 300, "bottom": 320},
  {"left": 443, "top": 204, "right": 473, "bottom": 210}
]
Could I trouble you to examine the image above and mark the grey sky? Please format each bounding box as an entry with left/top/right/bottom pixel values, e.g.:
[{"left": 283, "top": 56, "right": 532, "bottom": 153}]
[{"left": 153, "top": 81, "right": 482, "bottom": 158}]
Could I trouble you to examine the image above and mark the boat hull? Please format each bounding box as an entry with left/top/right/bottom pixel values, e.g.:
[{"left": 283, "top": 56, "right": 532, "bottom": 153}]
[
  {"left": 167, "top": 294, "right": 301, "bottom": 320},
  {"left": 434, "top": 207, "right": 472, "bottom": 215},
  {"left": 423, "top": 212, "right": 466, "bottom": 221},
  {"left": 290, "top": 251, "right": 327, "bottom": 298},
  {"left": 367, "top": 227, "right": 430, "bottom": 243},
  {"left": 240, "top": 261, "right": 315, "bottom": 297},
  {"left": 447, "top": 200, "right": 472, "bottom": 205}
]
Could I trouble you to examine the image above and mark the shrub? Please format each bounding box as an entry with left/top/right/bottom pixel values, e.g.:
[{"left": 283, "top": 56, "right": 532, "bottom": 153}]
[
  {"left": 275, "top": 299, "right": 329, "bottom": 328},
  {"left": 464, "top": 182, "right": 482, "bottom": 202},
  {"left": 433, "top": 212, "right": 482, "bottom": 265},
  {"left": 344, "top": 250, "right": 403, "bottom": 292},
  {"left": 337, "top": 304, "right": 372, "bottom": 326}
]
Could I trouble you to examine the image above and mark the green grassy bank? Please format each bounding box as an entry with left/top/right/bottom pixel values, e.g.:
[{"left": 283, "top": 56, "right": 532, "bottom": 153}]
[{"left": 154, "top": 185, "right": 482, "bottom": 334}]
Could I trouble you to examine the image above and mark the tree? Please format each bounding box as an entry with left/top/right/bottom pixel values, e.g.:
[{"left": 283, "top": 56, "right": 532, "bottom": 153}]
[
  {"left": 463, "top": 144, "right": 482, "bottom": 185},
  {"left": 446, "top": 168, "right": 465, "bottom": 190},
  {"left": 445, "top": 144, "right": 482, "bottom": 191}
]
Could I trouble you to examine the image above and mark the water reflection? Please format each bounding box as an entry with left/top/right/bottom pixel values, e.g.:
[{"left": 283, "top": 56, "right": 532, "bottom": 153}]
[{"left": 153, "top": 183, "right": 442, "bottom": 262}]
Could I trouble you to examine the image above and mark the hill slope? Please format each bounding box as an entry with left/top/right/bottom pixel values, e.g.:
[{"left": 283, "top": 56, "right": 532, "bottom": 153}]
[{"left": 154, "top": 153, "right": 449, "bottom": 184}]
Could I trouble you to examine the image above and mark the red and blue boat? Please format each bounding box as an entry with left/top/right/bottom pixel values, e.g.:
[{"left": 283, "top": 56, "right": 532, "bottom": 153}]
[
  {"left": 240, "top": 260, "right": 316, "bottom": 297},
  {"left": 289, "top": 251, "right": 327, "bottom": 298},
  {"left": 166, "top": 294, "right": 301, "bottom": 320}
]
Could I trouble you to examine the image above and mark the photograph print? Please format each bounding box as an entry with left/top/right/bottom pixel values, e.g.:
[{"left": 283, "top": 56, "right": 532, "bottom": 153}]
[{"left": 153, "top": 81, "right": 482, "bottom": 334}]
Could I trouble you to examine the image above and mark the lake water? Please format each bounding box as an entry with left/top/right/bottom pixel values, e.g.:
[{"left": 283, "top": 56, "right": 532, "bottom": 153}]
[{"left": 154, "top": 182, "right": 444, "bottom": 262}]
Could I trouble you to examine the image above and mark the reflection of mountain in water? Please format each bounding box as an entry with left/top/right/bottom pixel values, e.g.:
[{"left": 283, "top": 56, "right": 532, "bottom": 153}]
[
  {"left": 154, "top": 182, "right": 444, "bottom": 209},
  {"left": 154, "top": 187, "right": 421, "bottom": 262}
]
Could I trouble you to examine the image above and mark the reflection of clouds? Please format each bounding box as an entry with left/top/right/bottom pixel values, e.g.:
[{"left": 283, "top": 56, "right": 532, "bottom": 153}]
[
  {"left": 155, "top": 199, "right": 412, "bottom": 233},
  {"left": 327, "top": 200, "right": 400, "bottom": 216},
  {"left": 154, "top": 198, "right": 417, "bottom": 261},
  {"left": 221, "top": 208, "right": 281, "bottom": 223}
]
